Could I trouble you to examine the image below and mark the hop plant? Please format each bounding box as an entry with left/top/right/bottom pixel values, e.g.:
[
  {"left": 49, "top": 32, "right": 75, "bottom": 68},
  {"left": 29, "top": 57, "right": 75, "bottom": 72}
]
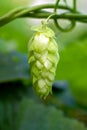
[{"left": 28, "top": 22, "right": 60, "bottom": 99}]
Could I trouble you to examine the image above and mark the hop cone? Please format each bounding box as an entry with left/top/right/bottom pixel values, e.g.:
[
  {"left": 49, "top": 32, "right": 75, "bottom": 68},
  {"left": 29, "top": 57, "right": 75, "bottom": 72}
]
[{"left": 28, "top": 24, "right": 59, "bottom": 99}]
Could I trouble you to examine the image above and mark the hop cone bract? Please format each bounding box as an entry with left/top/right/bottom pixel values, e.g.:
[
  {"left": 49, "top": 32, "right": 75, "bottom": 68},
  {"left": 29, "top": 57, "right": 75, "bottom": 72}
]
[{"left": 28, "top": 24, "right": 59, "bottom": 99}]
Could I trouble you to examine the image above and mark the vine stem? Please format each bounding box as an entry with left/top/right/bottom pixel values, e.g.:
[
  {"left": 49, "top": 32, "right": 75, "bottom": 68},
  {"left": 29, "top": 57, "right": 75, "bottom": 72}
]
[
  {"left": 0, "top": 4, "right": 87, "bottom": 28},
  {"left": 28, "top": 12, "right": 87, "bottom": 20}
]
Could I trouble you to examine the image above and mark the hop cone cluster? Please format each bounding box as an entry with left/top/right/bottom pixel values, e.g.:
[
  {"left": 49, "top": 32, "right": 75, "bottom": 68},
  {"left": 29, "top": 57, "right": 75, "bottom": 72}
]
[{"left": 28, "top": 24, "right": 59, "bottom": 99}]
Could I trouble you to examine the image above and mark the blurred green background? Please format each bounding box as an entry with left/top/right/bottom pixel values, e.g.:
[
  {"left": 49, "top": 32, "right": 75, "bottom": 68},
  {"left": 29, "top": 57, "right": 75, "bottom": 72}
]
[{"left": 0, "top": 0, "right": 87, "bottom": 130}]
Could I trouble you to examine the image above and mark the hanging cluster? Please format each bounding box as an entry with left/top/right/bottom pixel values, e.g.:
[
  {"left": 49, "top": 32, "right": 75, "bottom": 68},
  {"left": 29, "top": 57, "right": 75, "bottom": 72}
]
[{"left": 28, "top": 23, "right": 59, "bottom": 99}]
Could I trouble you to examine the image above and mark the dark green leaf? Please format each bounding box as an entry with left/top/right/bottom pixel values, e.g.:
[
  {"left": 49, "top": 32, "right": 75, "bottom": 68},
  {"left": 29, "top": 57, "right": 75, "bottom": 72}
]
[
  {"left": 0, "top": 52, "right": 30, "bottom": 83},
  {"left": 17, "top": 99, "right": 87, "bottom": 130}
]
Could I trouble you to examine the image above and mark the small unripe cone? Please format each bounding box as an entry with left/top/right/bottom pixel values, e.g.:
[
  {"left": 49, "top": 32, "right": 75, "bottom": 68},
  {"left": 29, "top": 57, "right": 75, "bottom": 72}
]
[{"left": 28, "top": 24, "right": 59, "bottom": 99}]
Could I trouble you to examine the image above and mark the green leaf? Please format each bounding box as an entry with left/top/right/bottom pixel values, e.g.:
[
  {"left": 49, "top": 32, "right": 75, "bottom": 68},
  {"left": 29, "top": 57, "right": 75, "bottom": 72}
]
[
  {"left": 0, "top": 51, "right": 30, "bottom": 83},
  {"left": 56, "top": 39, "right": 87, "bottom": 106},
  {"left": 17, "top": 99, "right": 87, "bottom": 130}
]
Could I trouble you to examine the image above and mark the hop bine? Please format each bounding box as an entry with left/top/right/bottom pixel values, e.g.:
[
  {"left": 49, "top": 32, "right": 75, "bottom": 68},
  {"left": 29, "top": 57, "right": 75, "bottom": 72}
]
[{"left": 28, "top": 22, "right": 60, "bottom": 99}]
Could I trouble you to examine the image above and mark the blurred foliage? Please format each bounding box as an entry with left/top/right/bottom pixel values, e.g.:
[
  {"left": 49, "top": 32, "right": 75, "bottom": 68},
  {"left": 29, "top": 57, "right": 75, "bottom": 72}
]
[
  {"left": 0, "top": 98, "right": 87, "bottom": 130},
  {"left": 0, "top": 20, "right": 32, "bottom": 53},
  {"left": 18, "top": 99, "right": 87, "bottom": 130},
  {"left": 0, "top": 0, "right": 87, "bottom": 129},
  {"left": 0, "top": 0, "right": 33, "bottom": 53},
  {"left": 56, "top": 35, "right": 87, "bottom": 106},
  {"left": 0, "top": 0, "right": 31, "bottom": 15},
  {"left": 0, "top": 52, "right": 29, "bottom": 83}
]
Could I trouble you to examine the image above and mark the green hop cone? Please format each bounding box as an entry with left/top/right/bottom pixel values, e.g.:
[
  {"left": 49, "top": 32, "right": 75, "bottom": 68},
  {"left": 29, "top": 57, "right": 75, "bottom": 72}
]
[{"left": 28, "top": 23, "right": 59, "bottom": 99}]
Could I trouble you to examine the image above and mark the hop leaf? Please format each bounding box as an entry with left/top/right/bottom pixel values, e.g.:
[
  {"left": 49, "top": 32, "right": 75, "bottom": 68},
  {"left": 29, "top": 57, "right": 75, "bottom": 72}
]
[{"left": 28, "top": 24, "right": 59, "bottom": 99}]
